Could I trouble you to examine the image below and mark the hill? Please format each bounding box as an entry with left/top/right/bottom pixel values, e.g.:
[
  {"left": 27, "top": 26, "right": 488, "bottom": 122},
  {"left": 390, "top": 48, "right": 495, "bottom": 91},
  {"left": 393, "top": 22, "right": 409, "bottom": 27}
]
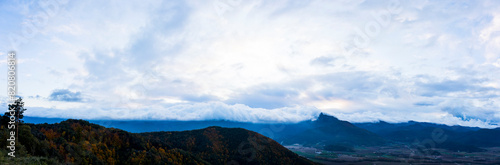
[
  {"left": 0, "top": 119, "right": 314, "bottom": 164},
  {"left": 141, "top": 127, "right": 313, "bottom": 164}
]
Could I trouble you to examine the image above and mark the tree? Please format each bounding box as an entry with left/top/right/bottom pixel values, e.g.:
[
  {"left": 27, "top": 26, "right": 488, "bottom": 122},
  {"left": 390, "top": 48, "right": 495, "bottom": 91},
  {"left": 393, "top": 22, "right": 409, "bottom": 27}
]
[
  {"left": 4, "top": 98, "right": 26, "bottom": 121},
  {"left": 2, "top": 98, "right": 27, "bottom": 139}
]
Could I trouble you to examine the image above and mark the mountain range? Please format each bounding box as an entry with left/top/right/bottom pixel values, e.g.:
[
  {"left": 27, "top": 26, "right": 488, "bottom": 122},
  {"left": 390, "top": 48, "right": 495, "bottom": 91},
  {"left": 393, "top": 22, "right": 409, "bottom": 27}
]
[
  {"left": 23, "top": 113, "right": 500, "bottom": 150},
  {"left": 355, "top": 120, "right": 500, "bottom": 152},
  {"left": 12, "top": 113, "right": 500, "bottom": 164}
]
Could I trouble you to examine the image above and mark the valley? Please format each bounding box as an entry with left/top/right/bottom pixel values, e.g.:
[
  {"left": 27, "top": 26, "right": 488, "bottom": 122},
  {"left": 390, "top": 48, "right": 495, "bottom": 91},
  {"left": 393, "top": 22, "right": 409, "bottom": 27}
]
[{"left": 287, "top": 144, "right": 500, "bottom": 164}]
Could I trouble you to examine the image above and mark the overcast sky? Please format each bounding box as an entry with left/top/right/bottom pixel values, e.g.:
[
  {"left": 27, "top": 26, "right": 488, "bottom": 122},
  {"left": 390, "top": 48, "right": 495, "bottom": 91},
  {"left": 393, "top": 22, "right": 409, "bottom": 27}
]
[{"left": 0, "top": 0, "right": 499, "bottom": 127}]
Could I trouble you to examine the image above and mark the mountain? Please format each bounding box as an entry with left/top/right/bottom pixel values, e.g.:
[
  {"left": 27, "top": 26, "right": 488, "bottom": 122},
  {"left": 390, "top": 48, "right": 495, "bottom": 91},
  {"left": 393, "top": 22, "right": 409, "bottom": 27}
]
[
  {"left": 355, "top": 121, "right": 500, "bottom": 152},
  {"left": 279, "top": 113, "right": 386, "bottom": 146},
  {"left": 355, "top": 121, "right": 481, "bottom": 135},
  {"left": 456, "top": 128, "right": 500, "bottom": 147},
  {"left": 0, "top": 119, "right": 315, "bottom": 164}
]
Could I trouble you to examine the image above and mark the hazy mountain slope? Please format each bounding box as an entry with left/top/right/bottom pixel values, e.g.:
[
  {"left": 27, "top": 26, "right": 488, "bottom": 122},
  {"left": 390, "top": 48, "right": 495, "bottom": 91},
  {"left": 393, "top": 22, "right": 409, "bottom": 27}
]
[
  {"left": 281, "top": 113, "right": 386, "bottom": 146},
  {"left": 355, "top": 121, "right": 500, "bottom": 152},
  {"left": 456, "top": 129, "right": 500, "bottom": 147},
  {"left": 355, "top": 121, "right": 481, "bottom": 134}
]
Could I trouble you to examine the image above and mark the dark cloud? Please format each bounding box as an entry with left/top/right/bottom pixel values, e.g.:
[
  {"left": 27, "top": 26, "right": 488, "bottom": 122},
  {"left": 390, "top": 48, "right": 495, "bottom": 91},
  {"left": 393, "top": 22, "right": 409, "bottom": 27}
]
[
  {"left": 49, "top": 89, "right": 83, "bottom": 102},
  {"left": 416, "top": 77, "right": 497, "bottom": 97},
  {"left": 413, "top": 102, "right": 435, "bottom": 107},
  {"left": 441, "top": 106, "right": 467, "bottom": 119},
  {"left": 181, "top": 94, "right": 218, "bottom": 102}
]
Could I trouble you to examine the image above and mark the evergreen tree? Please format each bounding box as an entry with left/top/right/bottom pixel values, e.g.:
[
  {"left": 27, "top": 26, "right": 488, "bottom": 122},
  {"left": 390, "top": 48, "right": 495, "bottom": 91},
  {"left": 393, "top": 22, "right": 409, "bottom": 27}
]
[{"left": 1, "top": 98, "right": 27, "bottom": 127}]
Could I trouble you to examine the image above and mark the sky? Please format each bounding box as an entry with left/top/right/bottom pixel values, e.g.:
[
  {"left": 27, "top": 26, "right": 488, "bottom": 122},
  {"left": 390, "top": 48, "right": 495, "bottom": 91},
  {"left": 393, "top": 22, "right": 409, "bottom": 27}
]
[{"left": 0, "top": 0, "right": 499, "bottom": 128}]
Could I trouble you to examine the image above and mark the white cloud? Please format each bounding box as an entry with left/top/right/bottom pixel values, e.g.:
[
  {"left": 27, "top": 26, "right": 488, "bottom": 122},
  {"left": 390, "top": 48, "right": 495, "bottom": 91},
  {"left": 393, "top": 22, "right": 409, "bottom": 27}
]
[
  {"left": 332, "top": 111, "right": 498, "bottom": 128},
  {"left": 28, "top": 101, "right": 321, "bottom": 123},
  {"left": 0, "top": 0, "right": 499, "bottom": 127},
  {"left": 478, "top": 13, "right": 500, "bottom": 67}
]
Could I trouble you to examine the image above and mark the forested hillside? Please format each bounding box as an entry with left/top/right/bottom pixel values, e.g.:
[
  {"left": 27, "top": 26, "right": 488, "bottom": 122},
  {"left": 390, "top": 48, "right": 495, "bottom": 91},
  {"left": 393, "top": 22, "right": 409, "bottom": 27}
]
[{"left": 0, "top": 119, "right": 313, "bottom": 165}]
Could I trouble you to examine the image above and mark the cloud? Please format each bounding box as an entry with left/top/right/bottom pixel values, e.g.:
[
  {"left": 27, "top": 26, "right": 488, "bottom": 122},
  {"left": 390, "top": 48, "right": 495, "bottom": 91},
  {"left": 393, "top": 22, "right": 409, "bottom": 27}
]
[
  {"left": 438, "top": 98, "right": 499, "bottom": 123},
  {"left": 28, "top": 101, "right": 321, "bottom": 123},
  {"left": 49, "top": 89, "right": 83, "bottom": 102},
  {"left": 310, "top": 56, "right": 339, "bottom": 67},
  {"left": 332, "top": 111, "right": 498, "bottom": 128},
  {"left": 1, "top": 0, "right": 500, "bottom": 127}
]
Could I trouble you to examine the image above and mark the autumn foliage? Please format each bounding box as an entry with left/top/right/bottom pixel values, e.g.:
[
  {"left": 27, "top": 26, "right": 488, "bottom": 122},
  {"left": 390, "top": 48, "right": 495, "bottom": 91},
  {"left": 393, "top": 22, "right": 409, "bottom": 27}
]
[{"left": 0, "top": 119, "right": 314, "bottom": 164}]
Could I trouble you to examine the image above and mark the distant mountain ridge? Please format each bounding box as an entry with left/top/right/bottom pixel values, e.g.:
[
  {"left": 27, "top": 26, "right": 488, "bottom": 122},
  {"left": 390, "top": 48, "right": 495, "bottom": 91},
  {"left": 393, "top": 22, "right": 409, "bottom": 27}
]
[{"left": 355, "top": 120, "right": 500, "bottom": 152}]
